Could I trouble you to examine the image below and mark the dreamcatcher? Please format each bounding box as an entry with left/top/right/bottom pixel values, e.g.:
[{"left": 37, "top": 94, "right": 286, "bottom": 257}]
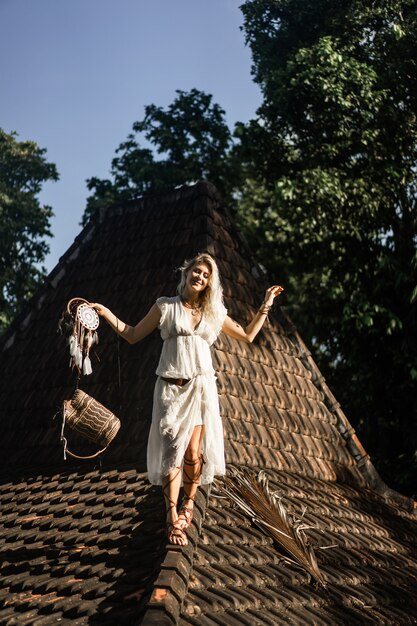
[
  {"left": 58, "top": 298, "right": 99, "bottom": 375},
  {"left": 57, "top": 298, "right": 121, "bottom": 460}
]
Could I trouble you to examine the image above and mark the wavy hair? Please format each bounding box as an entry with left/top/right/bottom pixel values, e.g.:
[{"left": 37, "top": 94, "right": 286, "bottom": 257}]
[{"left": 177, "top": 252, "right": 226, "bottom": 334}]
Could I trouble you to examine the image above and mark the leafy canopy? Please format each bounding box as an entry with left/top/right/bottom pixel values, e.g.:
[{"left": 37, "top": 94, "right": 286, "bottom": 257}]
[
  {"left": 238, "top": 0, "right": 417, "bottom": 494},
  {"left": 83, "top": 88, "right": 233, "bottom": 224},
  {"left": 0, "top": 129, "right": 58, "bottom": 333}
]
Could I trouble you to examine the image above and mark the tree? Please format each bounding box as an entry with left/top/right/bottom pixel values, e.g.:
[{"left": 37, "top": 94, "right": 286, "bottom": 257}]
[
  {"left": 83, "top": 89, "right": 234, "bottom": 224},
  {"left": 0, "top": 129, "right": 58, "bottom": 333},
  {"left": 236, "top": 0, "right": 417, "bottom": 494}
]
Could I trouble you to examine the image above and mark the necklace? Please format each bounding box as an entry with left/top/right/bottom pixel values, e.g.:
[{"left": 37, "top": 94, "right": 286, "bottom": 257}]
[{"left": 181, "top": 297, "right": 201, "bottom": 316}]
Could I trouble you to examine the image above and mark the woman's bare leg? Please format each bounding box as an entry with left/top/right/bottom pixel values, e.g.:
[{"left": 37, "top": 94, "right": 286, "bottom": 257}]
[
  {"left": 178, "top": 425, "right": 205, "bottom": 527},
  {"left": 162, "top": 466, "right": 187, "bottom": 546}
]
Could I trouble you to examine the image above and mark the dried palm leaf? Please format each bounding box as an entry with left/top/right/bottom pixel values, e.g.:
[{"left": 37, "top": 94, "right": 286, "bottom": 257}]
[{"left": 216, "top": 466, "right": 326, "bottom": 588}]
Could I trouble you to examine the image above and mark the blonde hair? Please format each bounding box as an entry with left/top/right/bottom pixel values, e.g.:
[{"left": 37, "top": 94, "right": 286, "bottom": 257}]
[{"left": 177, "top": 252, "right": 226, "bottom": 334}]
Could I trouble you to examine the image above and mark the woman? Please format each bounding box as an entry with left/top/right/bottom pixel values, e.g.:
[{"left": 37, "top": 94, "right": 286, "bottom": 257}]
[{"left": 92, "top": 253, "right": 283, "bottom": 546}]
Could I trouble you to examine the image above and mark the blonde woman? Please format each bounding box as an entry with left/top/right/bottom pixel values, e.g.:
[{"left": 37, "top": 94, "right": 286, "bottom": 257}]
[{"left": 92, "top": 253, "right": 283, "bottom": 546}]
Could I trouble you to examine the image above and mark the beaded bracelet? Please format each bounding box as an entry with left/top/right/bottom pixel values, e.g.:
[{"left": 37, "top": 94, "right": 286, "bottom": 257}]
[{"left": 259, "top": 303, "right": 272, "bottom": 316}]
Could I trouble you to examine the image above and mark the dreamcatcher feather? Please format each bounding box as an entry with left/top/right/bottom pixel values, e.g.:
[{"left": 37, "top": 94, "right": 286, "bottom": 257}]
[
  {"left": 58, "top": 298, "right": 99, "bottom": 376},
  {"left": 217, "top": 466, "right": 326, "bottom": 588}
]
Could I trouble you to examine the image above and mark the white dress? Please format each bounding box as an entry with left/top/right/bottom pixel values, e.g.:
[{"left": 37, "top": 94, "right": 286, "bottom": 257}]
[{"left": 147, "top": 296, "right": 226, "bottom": 485}]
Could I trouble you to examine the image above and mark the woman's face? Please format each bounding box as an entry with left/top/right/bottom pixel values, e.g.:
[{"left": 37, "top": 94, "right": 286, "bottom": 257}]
[{"left": 185, "top": 262, "right": 211, "bottom": 295}]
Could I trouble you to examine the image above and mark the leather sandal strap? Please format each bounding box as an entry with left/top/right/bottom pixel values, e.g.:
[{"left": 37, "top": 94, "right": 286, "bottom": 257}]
[
  {"left": 183, "top": 454, "right": 205, "bottom": 490},
  {"left": 177, "top": 503, "right": 194, "bottom": 530},
  {"left": 183, "top": 457, "right": 201, "bottom": 465},
  {"left": 162, "top": 466, "right": 182, "bottom": 511},
  {"left": 178, "top": 505, "right": 193, "bottom": 520},
  {"left": 167, "top": 520, "right": 187, "bottom": 544}
]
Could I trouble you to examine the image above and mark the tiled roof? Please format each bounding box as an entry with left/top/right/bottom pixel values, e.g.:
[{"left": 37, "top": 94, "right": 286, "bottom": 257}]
[
  {"left": 0, "top": 181, "right": 416, "bottom": 624},
  {"left": 0, "top": 466, "right": 165, "bottom": 624},
  {"left": 180, "top": 473, "right": 417, "bottom": 625}
]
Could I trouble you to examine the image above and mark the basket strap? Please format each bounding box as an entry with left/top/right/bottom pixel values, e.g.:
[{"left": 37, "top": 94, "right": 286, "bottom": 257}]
[
  {"left": 61, "top": 402, "right": 108, "bottom": 461},
  {"left": 64, "top": 446, "right": 109, "bottom": 460},
  {"left": 60, "top": 404, "right": 68, "bottom": 460}
]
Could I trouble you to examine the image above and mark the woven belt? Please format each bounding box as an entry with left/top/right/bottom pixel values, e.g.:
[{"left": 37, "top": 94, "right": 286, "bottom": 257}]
[{"left": 161, "top": 377, "right": 190, "bottom": 387}]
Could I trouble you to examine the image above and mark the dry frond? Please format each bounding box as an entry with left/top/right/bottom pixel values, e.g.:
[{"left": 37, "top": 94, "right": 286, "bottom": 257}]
[{"left": 217, "top": 466, "right": 326, "bottom": 588}]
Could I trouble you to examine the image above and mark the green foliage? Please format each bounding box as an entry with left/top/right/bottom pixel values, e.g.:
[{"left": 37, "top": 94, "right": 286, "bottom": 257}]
[
  {"left": 237, "top": 0, "right": 417, "bottom": 495},
  {"left": 83, "top": 89, "right": 233, "bottom": 224},
  {"left": 0, "top": 129, "right": 58, "bottom": 334}
]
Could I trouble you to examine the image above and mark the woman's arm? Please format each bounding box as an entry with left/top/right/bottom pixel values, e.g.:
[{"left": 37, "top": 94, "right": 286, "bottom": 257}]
[
  {"left": 222, "top": 285, "right": 283, "bottom": 343},
  {"left": 90, "top": 302, "right": 161, "bottom": 344}
]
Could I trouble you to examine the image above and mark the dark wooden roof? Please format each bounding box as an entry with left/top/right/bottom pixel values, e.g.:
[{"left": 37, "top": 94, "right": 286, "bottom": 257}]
[{"left": 0, "top": 181, "right": 416, "bottom": 625}]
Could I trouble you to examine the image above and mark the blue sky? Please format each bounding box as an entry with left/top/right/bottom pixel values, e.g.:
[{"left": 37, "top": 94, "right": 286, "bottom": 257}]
[{"left": 0, "top": 0, "right": 262, "bottom": 272}]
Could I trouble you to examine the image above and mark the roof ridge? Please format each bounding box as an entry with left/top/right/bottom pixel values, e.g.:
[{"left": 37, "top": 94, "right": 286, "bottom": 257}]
[
  {"left": 141, "top": 486, "right": 211, "bottom": 625},
  {"left": 99, "top": 179, "right": 222, "bottom": 223}
]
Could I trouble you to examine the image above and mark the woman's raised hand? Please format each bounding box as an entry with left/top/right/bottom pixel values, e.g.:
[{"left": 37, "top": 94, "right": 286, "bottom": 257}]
[
  {"left": 263, "top": 285, "right": 284, "bottom": 307},
  {"left": 89, "top": 303, "right": 108, "bottom": 317}
]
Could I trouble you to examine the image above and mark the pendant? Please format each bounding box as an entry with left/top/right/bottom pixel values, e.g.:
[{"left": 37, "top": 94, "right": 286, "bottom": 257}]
[{"left": 181, "top": 297, "right": 200, "bottom": 316}]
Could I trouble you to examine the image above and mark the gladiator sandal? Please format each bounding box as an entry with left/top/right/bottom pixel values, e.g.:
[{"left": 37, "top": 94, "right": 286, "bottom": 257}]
[
  {"left": 166, "top": 520, "right": 187, "bottom": 546},
  {"left": 178, "top": 455, "right": 205, "bottom": 530},
  {"left": 162, "top": 467, "right": 188, "bottom": 546}
]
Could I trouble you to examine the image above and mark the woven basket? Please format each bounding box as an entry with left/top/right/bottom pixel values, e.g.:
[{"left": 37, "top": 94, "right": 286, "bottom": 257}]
[{"left": 62, "top": 389, "right": 121, "bottom": 458}]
